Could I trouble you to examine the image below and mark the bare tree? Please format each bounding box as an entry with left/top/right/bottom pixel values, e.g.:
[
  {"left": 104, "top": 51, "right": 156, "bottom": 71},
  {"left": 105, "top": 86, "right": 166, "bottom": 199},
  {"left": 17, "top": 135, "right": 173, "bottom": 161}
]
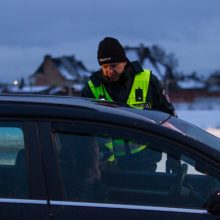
[{"left": 125, "top": 44, "right": 179, "bottom": 92}]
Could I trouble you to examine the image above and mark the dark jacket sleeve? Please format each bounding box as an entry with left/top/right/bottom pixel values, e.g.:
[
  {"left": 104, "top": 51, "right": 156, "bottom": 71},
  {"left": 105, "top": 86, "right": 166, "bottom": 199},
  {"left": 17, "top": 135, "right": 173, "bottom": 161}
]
[
  {"left": 81, "top": 83, "right": 95, "bottom": 98},
  {"left": 149, "top": 74, "right": 177, "bottom": 117}
]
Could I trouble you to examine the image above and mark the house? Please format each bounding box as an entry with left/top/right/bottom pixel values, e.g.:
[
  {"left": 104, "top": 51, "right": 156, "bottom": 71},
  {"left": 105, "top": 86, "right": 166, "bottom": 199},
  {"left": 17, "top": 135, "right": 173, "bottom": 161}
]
[
  {"left": 29, "top": 55, "right": 91, "bottom": 87},
  {"left": 205, "top": 71, "right": 220, "bottom": 92},
  {"left": 169, "top": 79, "right": 207, "bottom": 102},
  {"left": 169, "top": 78, "right": 220, "bottom": 111}
]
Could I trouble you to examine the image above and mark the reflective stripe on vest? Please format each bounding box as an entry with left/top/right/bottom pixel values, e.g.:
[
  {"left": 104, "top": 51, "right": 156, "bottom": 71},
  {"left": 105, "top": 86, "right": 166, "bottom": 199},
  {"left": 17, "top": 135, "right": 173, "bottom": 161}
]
[
  {"left": 88, "top": 80, "right": 113, "bottom": 101},
  {"left": 127, "top": 69, "right": 151, "bottom": 109},
  {"left": 88, "top": 70, "right": 151, "bottom": 109},
  {"left": 105, "top": 139, "right": 147, "bottom": 162}
]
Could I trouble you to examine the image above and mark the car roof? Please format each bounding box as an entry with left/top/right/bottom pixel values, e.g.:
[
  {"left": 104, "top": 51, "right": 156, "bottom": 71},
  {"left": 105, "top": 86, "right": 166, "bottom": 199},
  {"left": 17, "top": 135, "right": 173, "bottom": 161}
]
[
  {"left": 0, "top": 94, "right": 220, "bottom": 162},
  {"left": 0, "top": 94, "right": 170, "bottom": 142},
  {"left": 0, "top": 94, "right": 169, "bottom": 123}
]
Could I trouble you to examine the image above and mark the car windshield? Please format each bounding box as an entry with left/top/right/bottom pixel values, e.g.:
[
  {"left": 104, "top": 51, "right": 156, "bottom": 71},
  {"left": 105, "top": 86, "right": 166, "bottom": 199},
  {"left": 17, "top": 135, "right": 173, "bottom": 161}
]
[{"left": 164, "top": 116, "right": 220, "bottom": 150}]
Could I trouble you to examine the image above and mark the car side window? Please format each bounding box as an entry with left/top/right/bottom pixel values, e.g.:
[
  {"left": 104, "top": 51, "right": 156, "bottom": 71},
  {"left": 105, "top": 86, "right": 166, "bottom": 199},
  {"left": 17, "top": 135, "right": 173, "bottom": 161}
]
[
  {"left": 54, "top": 130, "right": 220, "bottom": 209},
  {"left": 0, "top": 125, "right": 28, "bottom": 198}
]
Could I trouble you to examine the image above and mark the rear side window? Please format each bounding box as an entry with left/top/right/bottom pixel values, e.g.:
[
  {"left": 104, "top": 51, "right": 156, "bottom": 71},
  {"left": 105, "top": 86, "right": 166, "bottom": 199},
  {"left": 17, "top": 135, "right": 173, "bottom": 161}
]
[
  {"left": 0, "top": 125, "right": 28, "bottom": 198},
  {"left": 0, "top": 127, "right": 24, "bottom": 165}
]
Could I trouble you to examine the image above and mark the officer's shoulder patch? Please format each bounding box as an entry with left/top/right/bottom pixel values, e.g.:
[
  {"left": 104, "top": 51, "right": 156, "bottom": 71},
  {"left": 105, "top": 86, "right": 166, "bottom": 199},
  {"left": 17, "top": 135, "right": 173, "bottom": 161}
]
[{"left": 162, "top": 89, "right": 171, "bottom": 104}]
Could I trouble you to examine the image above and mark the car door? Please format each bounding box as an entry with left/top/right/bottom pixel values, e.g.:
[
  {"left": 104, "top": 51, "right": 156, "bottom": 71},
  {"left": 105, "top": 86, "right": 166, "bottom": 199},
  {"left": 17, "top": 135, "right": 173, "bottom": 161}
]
[
  {"left": 0, "top": 120, "right": 51, "bottom": 220},
  {"left": 40, "top": 120, "right": 220, "bottom": 220}
]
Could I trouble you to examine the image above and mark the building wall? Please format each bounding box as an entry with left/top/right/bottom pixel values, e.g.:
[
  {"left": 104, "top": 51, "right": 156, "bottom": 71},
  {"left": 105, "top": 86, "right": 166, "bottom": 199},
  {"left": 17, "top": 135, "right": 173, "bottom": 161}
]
[
  {"left": 30, "top": 58, "right": 66, "bottom": 86},
  {"left": 169, "top": 89, "right": 220, "bottom": 103}
]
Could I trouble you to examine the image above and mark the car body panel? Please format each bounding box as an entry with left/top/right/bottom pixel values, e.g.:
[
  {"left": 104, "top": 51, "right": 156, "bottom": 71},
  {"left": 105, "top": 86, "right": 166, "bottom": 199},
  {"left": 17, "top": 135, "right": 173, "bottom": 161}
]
[
  {"left": 50, "top": 201, "right": 215, "bottom": 220},
  {"left": 0, "top": 199, "right": 50, "bottom": 220},
  {"left": 0, "top": 95, "right": 219, "bottom": 219}
]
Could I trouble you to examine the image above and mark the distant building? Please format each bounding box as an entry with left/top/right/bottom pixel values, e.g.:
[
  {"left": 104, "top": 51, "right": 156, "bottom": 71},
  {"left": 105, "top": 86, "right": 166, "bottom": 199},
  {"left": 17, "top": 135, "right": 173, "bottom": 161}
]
[
  {"left": 169, "top": 78, "right": 220, "bottom": 106},
  {"left": 1, "top": 55, "right": 91, "bottom": 96},
  {"left": 169, "top": 79, "right": 207, "bottom": 102},
  {"left": 205, "top": 72, "right": 220, "bottom": 92},
  {"left": 29, "top": 55, "right": 91, "bottom": 87}
]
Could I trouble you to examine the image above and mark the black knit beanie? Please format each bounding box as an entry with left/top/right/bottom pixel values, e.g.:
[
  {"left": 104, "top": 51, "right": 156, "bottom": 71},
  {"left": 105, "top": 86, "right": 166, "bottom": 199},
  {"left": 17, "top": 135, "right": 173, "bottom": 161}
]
[{"left": 97, "top": 37, "right": 127, "bottom": 65}]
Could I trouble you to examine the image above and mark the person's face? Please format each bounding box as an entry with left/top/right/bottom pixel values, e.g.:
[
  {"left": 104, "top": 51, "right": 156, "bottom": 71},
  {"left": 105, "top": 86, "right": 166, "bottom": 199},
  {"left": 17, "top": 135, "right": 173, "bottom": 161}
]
[{"left": 101, "top": 61, "right": 127, "bottom": 82}]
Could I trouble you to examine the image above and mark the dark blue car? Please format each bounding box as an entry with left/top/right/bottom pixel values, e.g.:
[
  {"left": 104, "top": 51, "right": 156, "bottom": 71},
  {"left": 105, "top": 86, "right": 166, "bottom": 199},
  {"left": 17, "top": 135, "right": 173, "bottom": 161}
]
[{"left": 0, "top": 94, "right": 220, "bottom": 220}]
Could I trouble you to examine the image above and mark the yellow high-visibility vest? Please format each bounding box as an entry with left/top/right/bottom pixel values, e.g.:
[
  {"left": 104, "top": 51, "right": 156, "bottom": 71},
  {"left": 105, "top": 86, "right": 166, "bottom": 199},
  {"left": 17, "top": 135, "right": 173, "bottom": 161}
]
[
  {"left": 88, "top": 70, "right": 151, "bottom": 110},
  {"left": 88, "top": 70, "right": 151, "bottom": 162},
  {"left": 105, "top": 139, "right": 147, "bottom": 162}
]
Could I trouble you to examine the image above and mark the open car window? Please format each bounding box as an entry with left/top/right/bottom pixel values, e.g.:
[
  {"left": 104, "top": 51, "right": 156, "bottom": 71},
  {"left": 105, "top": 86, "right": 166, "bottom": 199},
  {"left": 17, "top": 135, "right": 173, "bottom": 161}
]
[{"left": 53, "top": 125, "right": 220, "bottom": 210}]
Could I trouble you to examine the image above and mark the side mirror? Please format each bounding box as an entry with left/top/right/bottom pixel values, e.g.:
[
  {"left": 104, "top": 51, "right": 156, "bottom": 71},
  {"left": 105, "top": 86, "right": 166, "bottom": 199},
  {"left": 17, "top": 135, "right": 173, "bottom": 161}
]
[{"left": 207, "top": 188, "right": 220, "bottom": 215}]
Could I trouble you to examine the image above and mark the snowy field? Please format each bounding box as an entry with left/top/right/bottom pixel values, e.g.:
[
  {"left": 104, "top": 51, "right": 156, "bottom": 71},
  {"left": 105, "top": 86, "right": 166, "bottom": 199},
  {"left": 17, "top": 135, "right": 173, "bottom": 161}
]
[
  {"left": 156, "top": 110, "right": 218, "bottom": 173},
  {"left": 156, "top": 105, "right": 220, "bottom": 173},
  {"left": 176, "top": 109, "right": 220, "bottom": 138}
]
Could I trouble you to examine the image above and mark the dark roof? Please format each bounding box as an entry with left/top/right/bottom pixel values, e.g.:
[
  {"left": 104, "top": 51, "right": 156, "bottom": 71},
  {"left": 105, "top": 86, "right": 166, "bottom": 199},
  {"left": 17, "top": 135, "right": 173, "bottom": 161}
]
[
  {"left": 53, "top": 56, "right": 88, "bottom": 72},
  {"left": 31, "top": 55, "right": 90, "bottom": 81}
]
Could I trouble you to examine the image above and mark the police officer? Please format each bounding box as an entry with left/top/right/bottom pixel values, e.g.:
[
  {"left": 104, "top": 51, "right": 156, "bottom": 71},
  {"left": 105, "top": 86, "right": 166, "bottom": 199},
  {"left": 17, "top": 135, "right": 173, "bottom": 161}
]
[
  {"left": 82, "top": 37, "right": 177, "bottom": 116},
  {"left": 82, "top": 37, "right": 179, "bottom": 173}
]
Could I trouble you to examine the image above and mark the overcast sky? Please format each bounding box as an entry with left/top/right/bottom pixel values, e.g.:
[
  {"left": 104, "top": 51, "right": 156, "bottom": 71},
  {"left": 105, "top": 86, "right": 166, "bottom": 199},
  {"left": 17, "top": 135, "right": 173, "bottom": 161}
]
[{"left": 1, "top": 0, "right": 220, "bottom": 83}]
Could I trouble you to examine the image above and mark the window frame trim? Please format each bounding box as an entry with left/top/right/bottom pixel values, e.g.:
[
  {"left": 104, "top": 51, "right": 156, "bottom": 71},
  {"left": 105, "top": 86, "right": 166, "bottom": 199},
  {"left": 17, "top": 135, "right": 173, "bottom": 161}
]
[{"left": 52, "top": 120, "right": 220, "bottom": 171}]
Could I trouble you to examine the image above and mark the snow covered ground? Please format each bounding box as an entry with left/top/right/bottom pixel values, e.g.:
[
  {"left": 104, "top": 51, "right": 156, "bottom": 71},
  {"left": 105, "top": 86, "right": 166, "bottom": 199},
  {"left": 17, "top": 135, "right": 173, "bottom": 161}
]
[
  {"left": 157, "top": 104, "right": 220, "bottom": 173},
  {"left": 175, "top": 106, "right": 220, "bottom": 138}
]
